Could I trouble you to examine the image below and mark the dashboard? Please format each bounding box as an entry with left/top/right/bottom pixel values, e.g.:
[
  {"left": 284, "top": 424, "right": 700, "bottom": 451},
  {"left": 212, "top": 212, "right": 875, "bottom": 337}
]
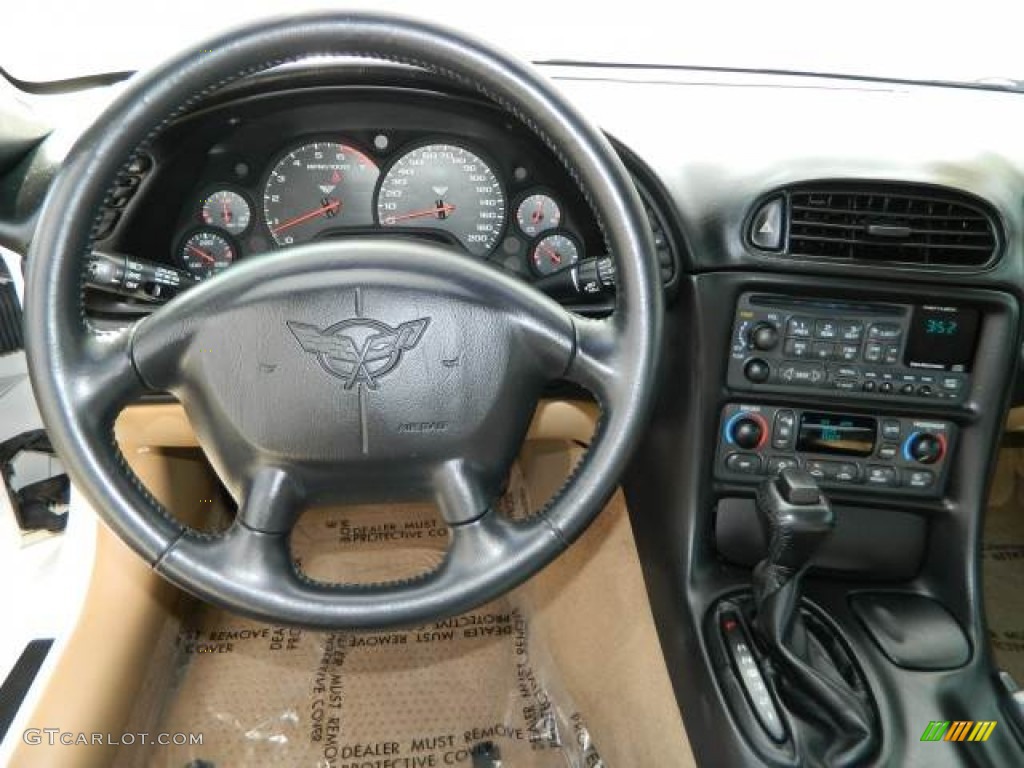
[{"left": 85, "top": 80, "right": 681, "bottom": 317}]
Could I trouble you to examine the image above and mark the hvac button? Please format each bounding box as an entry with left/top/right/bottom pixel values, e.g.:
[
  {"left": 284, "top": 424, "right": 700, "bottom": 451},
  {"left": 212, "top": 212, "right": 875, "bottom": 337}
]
[
  {"left": 903, "top": 469, "right": 935, "bottom": 489},
  {"left": 866, "top": 466, "right": 900, "bottom": 487},
  {"left": 726, "top": 453, "right": 762, "bottom": 474},
  {"left": 750, "top": 197, "right": 784, "bottom": 250},
  {"left": 767, "top": 456, "right": 800, "bottom": 475}
]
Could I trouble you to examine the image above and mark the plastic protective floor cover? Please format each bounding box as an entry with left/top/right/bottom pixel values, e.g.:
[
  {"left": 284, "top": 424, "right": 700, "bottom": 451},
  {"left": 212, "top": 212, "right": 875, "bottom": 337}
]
[
  {"left": 984, "top": 445, "right": 1024, "bottom": 686},
  {"left": 123, "top": 442, "right": 694, "bottom": 767}
]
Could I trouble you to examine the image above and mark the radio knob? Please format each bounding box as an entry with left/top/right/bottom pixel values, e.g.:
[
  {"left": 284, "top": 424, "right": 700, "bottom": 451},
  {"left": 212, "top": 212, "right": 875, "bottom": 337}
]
[
  {"left": 748, "top": 322, "right": 780, "bottom": 351},
  {"left": 744, "top": 358, "right": 771, "bottom": 383},
  {"left": 906, "top": 432, "right": 945, "bottom": 464},
  {"left": 731, "top": 416, "right": 766, "bottom": 450}
]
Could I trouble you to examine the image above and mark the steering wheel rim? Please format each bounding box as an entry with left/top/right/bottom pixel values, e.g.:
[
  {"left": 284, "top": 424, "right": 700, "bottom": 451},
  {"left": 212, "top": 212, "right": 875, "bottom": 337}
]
[{"left": 24, "top": 12, "right": 662, "bottom": 629}]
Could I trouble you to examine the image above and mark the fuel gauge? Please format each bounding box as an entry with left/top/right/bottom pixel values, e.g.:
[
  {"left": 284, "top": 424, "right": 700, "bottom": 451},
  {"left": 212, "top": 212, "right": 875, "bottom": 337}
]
[
  {"left": 516, "top": 193, "right": 561, "bottom": 237},
  {"left": 201, "top": 189, "right": 251, "bottom": 235},
  {"left": 531, "top": 232, "right": 580, "bottom": 276}
]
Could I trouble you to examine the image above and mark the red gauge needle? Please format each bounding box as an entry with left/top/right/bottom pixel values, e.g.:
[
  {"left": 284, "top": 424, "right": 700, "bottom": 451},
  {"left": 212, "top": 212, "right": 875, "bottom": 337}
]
[
  {"left": 539, "top": 243, "right": 562, "bottom": 265},
  {"left": 384, "top": 203, "right": 457, "bottom": 224},
  {"left": 272, "top": 199, "right": 341, "bottom": 234},
  {"left": 186, "top": 244, "right": 215, "bottom": 264},
  {"left": 531, "top": 201, "right": 544, "bottom": 224},
  {"left": 221, "top": 199, "right": 232, "bottom": 224}
]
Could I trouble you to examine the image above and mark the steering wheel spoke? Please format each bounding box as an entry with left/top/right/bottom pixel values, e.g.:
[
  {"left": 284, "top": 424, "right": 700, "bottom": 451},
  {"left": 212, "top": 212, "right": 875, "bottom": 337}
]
[
  {"left": 561, "top": 314, "right": 621, "bottom": 403},
  {"left": 67, "top": 326, "right": 151, "bottom": 425}
]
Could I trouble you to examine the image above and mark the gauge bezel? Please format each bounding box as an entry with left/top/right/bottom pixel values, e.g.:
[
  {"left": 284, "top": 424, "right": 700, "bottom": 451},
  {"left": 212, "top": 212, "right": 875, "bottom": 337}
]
[
  {"left": 513, "top": 187, "right": 563, "bottom": 238},
  {"left": 529, "top": 229, "right": 583, "bottom": 277},
  {"left": 372, "top": 136, "right": 508, "bottom": 258},
  {"left": 198, "top": 186, "right": 254, "bottom": 237},
  {"left": 176, "top": 226, "right": 239, "bottom": 280},
  {"left": 260, "top": 135, "right": 381, "bottom": 248}
]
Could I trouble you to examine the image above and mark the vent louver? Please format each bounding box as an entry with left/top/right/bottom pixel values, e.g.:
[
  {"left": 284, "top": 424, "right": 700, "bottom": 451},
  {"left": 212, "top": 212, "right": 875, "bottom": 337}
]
[{"left": 763, "top": 183, "right": 1000, "bottom": 268}]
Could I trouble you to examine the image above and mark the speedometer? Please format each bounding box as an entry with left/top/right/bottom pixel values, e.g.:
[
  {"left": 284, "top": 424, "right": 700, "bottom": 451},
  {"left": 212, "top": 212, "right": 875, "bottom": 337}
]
[{"left": 376, "top": 143, "right": 505, "bottom": 257}]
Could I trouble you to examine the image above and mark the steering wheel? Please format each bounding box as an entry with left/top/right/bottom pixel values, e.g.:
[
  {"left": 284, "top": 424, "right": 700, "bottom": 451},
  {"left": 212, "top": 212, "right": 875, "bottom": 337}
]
[{"left": 24, "top": 13, "right": 662, "bottom": 629}]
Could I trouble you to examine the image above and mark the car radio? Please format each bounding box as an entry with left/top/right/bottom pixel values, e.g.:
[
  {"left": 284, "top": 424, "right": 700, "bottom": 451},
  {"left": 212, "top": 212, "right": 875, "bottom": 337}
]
[
  {"left": 727, "top": 293, "right": 979, "bottom": 403},
  {"left": 715, "top": 403, "right": 954, "bottom": 497}
]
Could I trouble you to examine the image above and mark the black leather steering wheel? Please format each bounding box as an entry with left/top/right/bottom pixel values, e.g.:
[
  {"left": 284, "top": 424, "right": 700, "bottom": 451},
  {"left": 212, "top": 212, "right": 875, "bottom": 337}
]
[{"left": 24, "top": 12, "right": 662, "bottom": 629}]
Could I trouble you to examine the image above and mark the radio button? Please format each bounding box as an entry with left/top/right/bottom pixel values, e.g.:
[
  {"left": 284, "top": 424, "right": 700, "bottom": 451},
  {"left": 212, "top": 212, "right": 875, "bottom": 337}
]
[
  {"left": 767, "top": 456, "right": 801, "bottom": 475},
  {"left": 862, "top": 381, "right": 877, "bottom": 392},
  {"left": 812, "top": 342, "right": 835, "bottom": 360},
  {"left": 881, "top": 420, "right": 902, "bottom": 441},
  {"left": 866, "top": 466, "right": 900, "bottom": 487},
  {"left": 868, "top": 323, "right": 903, "bottom": 341},
  {"left": 749, "top": 322, "right": 780, "bottom": 351},
  {"left": 904, "top": 469, "right": 935, "bottom": 489},
  {"left": 784, "top": 338, "right": 811, "bottom": 358},
  {"left": 864, "top": 343, "right": 883, "bottom": 363},
  {"left": 834, "top": 379, "right": 858, "bottom": 391},
  {"left": 917, "top": 384, "right": 934, "bottom": 397},
  {"left": 838, "top": 344, "right": 860, "bottom": 361},
  {"left": 744, "top": 358, "right": 772, "bottom": 383},
  {"left": 879, "top": 382, "right": 894, "bottom": 394},
  {"left": 839, "top": 321, "right": 864, "bottom": 342},
  {"left": 815, "top": 320, "right": 840, "bottom": 340},
  {"left": 788, "top": 317, "right": 814, "bottom": 338},
  {"left": 726, "top": 453, "right": 762, "bottom": 474},
  {"left": 900, "top": 383, "right": 915, "bottom": 395},
  {"left": 883, "top": 345, "right": 901, "bottom": 364},
  {"left": 941, "top": 376, "right": 964, "bottom": 393},
  {"left": 772, "top": 410, "right": 796, "bottom": 450},
  {"left": 835, "top": 365, "right": 860, "bottom": 379},
  {"left": 777, "top": 362, "right": 826, "bottom": 386}
]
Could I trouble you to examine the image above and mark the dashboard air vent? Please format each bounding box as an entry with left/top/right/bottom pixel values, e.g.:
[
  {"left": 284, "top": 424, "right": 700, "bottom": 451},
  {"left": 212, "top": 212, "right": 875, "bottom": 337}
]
[{"left": 753, "top": 183, "right": 1000, "bottom": 269}]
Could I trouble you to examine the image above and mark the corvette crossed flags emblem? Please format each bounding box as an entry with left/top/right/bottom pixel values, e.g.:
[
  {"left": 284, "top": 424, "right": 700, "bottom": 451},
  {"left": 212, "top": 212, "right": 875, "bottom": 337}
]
[{"left": 287, "top": 316, "right": 430, "bottom": 390}]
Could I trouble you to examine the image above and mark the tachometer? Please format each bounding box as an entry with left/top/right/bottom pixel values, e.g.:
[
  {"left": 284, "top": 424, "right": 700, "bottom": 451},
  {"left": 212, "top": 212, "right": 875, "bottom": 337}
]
[
  {"left": 376, "top": 143, "right": 505, "bottom": 257},
  {"left": 263, "top": 141, "right": 379, "bottom": 246}
]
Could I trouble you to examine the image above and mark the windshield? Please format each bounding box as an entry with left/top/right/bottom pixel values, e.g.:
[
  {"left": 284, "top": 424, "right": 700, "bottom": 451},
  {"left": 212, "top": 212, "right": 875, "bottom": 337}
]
[{"left": 5, "top": 0, "right": 1022, "bottom": 89}]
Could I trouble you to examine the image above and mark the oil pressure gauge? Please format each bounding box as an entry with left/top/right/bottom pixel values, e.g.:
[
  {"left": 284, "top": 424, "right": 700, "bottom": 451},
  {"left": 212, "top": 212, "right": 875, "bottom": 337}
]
[
  {"left": 531, "top": 232, "right": 580, "bottom": 276},
  {"left": 201, "top": 189, "right": 251, "bottom": 235}
]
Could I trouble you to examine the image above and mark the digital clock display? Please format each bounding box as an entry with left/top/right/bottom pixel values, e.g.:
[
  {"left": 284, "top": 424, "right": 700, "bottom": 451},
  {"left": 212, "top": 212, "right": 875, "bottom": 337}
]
[{"left": 905, "top": 305, "right": 979, "bottom": 371}]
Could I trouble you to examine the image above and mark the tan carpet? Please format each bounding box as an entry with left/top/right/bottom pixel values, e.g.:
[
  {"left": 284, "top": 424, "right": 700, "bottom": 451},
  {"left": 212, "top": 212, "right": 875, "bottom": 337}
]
[
  {"left": 983, "top": 444, "right": 1024, "bottom": 685},
  {"left": 129, "top": 442, "right": 694, "bottom": 767}
]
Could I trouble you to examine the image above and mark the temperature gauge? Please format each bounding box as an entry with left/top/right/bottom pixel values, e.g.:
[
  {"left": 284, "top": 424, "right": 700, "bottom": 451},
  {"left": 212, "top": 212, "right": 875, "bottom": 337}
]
[
  {"left": 516, "top": 193, "right": 561, "bottom": 237},
  {"left": 179, "top": 230, "right": 236, "bottom": 280},
  {"left": 201, "top": 189, "right": 251, "bottom": 235},
  {"left": 531, "top": 232, "right": 580, "bottom": 276}
]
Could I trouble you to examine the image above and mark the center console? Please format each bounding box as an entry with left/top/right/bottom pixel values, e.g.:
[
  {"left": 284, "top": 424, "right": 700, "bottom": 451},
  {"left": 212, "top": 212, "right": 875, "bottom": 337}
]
[{"left": 623, "top": 270, "right": 1023, "bottom": 768}]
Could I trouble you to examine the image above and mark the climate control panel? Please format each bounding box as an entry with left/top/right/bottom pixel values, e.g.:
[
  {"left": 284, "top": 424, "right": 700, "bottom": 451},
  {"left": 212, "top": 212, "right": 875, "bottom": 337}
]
[
  {"left": 716, "top": 403, "right": 955, "bottom": 497},
  {"left": 728, "top": 293, "right": 979, "bottom": 404}
]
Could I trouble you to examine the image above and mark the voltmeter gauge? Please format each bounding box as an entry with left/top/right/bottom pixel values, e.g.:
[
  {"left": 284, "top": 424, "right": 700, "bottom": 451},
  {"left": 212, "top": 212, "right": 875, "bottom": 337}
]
[
  {"left": 531, "top": 232, "right": 580, "bottom": 276},
  {"left": 516, "top": 193, "right": 561, "bottom": 237},
  {"left": 179, "top": 229, "right": 236, "bottom": 280},
  {"left": 201, "top": 189, "right": 251, "bottom": 235}
]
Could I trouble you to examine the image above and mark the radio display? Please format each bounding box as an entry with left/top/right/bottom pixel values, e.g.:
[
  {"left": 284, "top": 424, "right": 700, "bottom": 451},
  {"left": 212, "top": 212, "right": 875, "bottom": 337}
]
[
  {"left": 904, "top": 305, "right": 979, "bottom": 372},
  {"left": 797, "top": 412, "right": 876, "bottom": 457}
]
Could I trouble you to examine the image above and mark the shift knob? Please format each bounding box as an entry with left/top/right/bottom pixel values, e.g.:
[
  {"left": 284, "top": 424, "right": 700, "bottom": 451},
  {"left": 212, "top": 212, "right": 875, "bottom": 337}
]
[{"left": 755, "top": 467, "right": 836, "bottom": 570}]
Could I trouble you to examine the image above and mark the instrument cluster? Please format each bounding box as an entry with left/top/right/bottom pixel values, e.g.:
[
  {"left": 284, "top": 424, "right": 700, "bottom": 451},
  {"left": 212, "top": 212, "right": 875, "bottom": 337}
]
[{"left": 172, "top": 132, "right": 591, "bottom": 282}]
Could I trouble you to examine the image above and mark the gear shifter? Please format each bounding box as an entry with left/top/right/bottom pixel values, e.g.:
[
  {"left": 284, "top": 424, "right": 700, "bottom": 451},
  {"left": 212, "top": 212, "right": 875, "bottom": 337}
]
[{"left": 751, "top": 467, "right": 877, "bottom": 768}]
